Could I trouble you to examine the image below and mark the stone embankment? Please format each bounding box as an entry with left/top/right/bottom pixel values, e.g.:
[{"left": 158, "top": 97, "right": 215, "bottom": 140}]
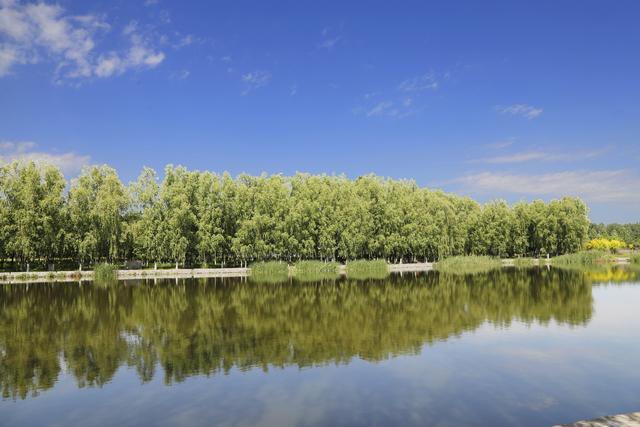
[
  {"left": 0, "top": 258, "right": 632, "bottom": 284},
  {"left": 0, "top": 263, "right": 435, "bottom": 284}
]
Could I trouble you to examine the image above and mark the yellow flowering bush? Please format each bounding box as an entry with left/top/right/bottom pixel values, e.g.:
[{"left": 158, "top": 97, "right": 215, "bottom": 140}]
[{"left": 585, "top": 238, "right": 627, "bottom": 251}]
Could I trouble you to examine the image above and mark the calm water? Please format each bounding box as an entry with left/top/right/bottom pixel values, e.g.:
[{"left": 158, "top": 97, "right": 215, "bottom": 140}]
[{"left": 1, "top": 268, "right": 639, "bottom": 427}]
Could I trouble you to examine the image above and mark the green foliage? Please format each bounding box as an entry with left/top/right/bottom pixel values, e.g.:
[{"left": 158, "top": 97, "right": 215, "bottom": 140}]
[
  {"left": 0, "top": 162, "right": 596, "bottom": 271},
  {"left": 293, "top": 260, "right": 340, "bottom": 281},
  {"left": 435, "top": 256, "right": 502, "bottom": 275},
  {"left": 249, "top": 261, "right": 289, "bottom": 283},
  {"left": 512, "top": 257, "right": 537, "bottom": 268},
  {"left": 94, "top": 263, "right": 118, "bottom": 285},
  {"left": 551, "top": 251, "right": 615, "bottom": 268},
  {"left": 630, "top": 254, "right": 640, "bottom": 265},
  {"left": 589, "top": 222, "right": 640, "bottom": 248},
  {"left": 346, "top": 259, "right": 389, "bottom": 280}
]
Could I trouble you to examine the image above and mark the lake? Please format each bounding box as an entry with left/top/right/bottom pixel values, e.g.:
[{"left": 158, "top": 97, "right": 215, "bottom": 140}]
[{"left": 1, "top": 268, "right": 639, "bottom": 427}]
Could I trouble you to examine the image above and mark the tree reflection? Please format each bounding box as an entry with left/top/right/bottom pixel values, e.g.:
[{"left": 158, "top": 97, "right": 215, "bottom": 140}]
[{"left": 0, "top": 268, "right": 594, "bottom": 400}]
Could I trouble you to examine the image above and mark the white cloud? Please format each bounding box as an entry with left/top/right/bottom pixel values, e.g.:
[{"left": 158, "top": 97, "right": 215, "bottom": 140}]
[
  {"left": 0, "top": 1, "right": 165, "bottom": 81},
  {"left": 486, "top": 139, "right": 515, "bottom": 149},
  {"left": 94, "top": 32, "right": 164, "bottom": 77},
  {"left": 241, "top": 70, "right": 271, "bottom": 95},
  {"left": 171, "top": 68, "right": 189, "bottom": 80},
  {"left": 366, "top": 101, "right": 395, "bottom": 117},
  {"left": 318, "top": 36, "right": 340, "bottom": 50},
  {"left": 473, "top": 149, "right": 605, "bottom": 164},
  {"left": 0, "top": 141, "right": 90, "bottom": 175},
  {"left": 318, "top": 27, "right": 341, "bottom": 50},
  {"left": 398, "top": 72, "right": 439, "bottom": 92},
  {"left": 496, "top": 104, "right": 543, "bottom": 119},
  {"left": 454, "top": 170, "right": 640, "bottom": 203}
]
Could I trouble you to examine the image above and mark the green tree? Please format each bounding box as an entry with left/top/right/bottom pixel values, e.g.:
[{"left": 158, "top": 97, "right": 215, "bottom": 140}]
[{"left": 68, "top": 165, "right": 128, "bottom": 266}]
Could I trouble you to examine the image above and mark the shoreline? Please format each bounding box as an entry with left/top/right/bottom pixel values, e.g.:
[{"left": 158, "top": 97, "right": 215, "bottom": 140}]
[{"left": 0, "top": 258, "right": 631, "bottom": 285}]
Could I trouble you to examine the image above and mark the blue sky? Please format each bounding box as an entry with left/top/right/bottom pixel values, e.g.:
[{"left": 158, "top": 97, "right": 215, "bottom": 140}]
[{"left": 1, "top": 0, "right": 639, "bottom": 222}]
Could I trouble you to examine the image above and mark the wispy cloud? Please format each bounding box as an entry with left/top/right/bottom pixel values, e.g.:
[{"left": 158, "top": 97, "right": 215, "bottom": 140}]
[
  {"left": 241, "top": 70, "right": 271, "bottom": 95},
  {"left": 170, "top": 68, "right": 189, "bottom": 80},
  {"left": 366, "top": 101, "right": 394, "bottom": 117},
  {"left": 95, "top": 23, "right": 165, "bottom": 78},
  {"left": 453, "top": 170, "right": 640, "bottom": 203},
  {"left": 318, "top": 27, "right": 341, "bottom": 50},
  {"left": 486, "top": 139, "right": 516, "bottom": 149},
  {"left": 0, "top": 141, "right": 90, "bottom": 175},
  {"left": 398, "top": 71, "right": 439, "bottom": 92},
  {"left": 0, "top": 1, "right": 165, "bottom": 82},
  {"left": 496, "top": 104, "right": 543, "bottom": 119},
  {"left": 472, "top": 148, "right": 605, "bottom": 164}
]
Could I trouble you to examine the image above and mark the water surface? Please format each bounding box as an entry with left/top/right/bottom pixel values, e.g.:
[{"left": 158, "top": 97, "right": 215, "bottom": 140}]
[{"left": 1, "top": 268, "right": 639, "bottom": 426}]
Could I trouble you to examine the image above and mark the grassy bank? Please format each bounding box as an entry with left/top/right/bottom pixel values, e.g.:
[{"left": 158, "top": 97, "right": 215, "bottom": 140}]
[
  {"left": 631, "top": 254, "right": 640, "bottom": 265},
  {"left": 293, "top": 261, "right": 340, "bottom": 281},
  {"left": 346, "top": 259, "right": 389, "bottom": 280},
  {"left": 249, "top": 261, "right": 289, "bottom": 283},
  {"left": 435, "top": 256, "right": 503, "bottom": 275},
  {"left": 551, "top": 251, "right": 615, "bottom": 268},
  {"left": 94, "top": 263, "right": 118, "bottom": 285},
  {"left": 513, "top": 257, "right": 537, "bottom": 268}
]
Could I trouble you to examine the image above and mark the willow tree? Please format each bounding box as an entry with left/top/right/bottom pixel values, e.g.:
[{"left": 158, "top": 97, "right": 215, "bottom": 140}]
[
  {"left": 158, "top": 165, "right": 198, "bottom": 268},
  {"left": 68, "top": 165, "right": 128, "bottom": 266},
  {"left": 0, "top": 161, "right": 66, "bottom": 269}
]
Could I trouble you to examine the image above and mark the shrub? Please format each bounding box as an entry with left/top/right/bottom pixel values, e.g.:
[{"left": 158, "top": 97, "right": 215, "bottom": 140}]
[
  {"left": 551, "top": 251, "right": 615, "bottom": 268},
  {"left": 94, "top": 263, "right": 118, "bottom": 285},
  {"left": 513, "top": 257, "right": 536, "bottom": 268},
  {"left": 294, "top": 261, "right": 340, "bottom": 282},
  {"left": 249, "top": 261, "right": 289, "bottom": 283},
  {"left": 435, "top": 256, "right": 502, "bottom": 275},
  {"left": 346, "top": 259, "right": 389, "bottom": 280},
  {"left": 585, "top": 238, "right": 627, "bottom": 252}
]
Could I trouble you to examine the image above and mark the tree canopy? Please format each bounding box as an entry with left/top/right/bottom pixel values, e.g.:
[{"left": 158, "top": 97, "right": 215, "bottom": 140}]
[{"left": 0, "top": 161, "right": 593, "bottom": 269}]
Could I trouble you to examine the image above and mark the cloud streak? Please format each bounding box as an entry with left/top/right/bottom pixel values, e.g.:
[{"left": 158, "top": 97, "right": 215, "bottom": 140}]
[
  {"left": 398, "top": 72, "right": 439, "bottom": 92},
  {"left": 241, "top": 70, "right": 271, "bottom": 95},
  {"left": 496, "top": 104, "right": 543, "bottom": 119},
  {"left": 454, "top": 170, "right": 640, "bottom": 203},
  {"left": 0, "top": 141, "right": 90, "bottom": 175},
  {"left": 473, "top": 149, "right": 605, "bottom": 164}
]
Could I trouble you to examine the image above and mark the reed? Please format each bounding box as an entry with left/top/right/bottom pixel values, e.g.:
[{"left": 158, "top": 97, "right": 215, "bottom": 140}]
[
  {"left": 435, "top": 256, "right": 502, "bottom": 275},
  {"left": 346, "top": 259, "right": 389, "bottom": 280},
  {"left": 293, "top": 260, "right": 340, "bottom": 282},
  {"left": 513, "top": 257, "right": 536, "bottom": 268},
  {"left": 551, "top": 251, "right": 615, "bottom": 267},
  {"left": 249, "top": 261, "right": 289, "bottom": 283},
  {"left": 94, "top": 263, "right": 118, "bottom": 285}
]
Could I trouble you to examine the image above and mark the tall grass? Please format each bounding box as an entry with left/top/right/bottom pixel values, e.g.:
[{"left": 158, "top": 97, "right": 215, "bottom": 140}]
[
  {"left": 249, "top": 261, "right": 289, "bottom": 283},
  {"left": 630, "top": 253, "right": 640, "bottom": 265},
  {"left": 293, "top": 260, "right": 340, "bottom": 282},
  {"left": 435, "top": 256, "right": 502, "bottom": 275},
  {"left": 551, "top": 251, "right": 615, "bottom": 268},
  {"left": 512, "top": 257, "right": 537, "bottom": 268},
  {"left": 94, "top": 263, "right": 118, "bottom": 285},
  {"left": 346, "top": 259, "right": 389, "bottom": 280}
]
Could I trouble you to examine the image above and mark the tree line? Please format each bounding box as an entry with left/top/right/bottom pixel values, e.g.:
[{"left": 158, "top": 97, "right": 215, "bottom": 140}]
[{"left": 0, "top": 161, "right": 592, "bottom": 270}]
